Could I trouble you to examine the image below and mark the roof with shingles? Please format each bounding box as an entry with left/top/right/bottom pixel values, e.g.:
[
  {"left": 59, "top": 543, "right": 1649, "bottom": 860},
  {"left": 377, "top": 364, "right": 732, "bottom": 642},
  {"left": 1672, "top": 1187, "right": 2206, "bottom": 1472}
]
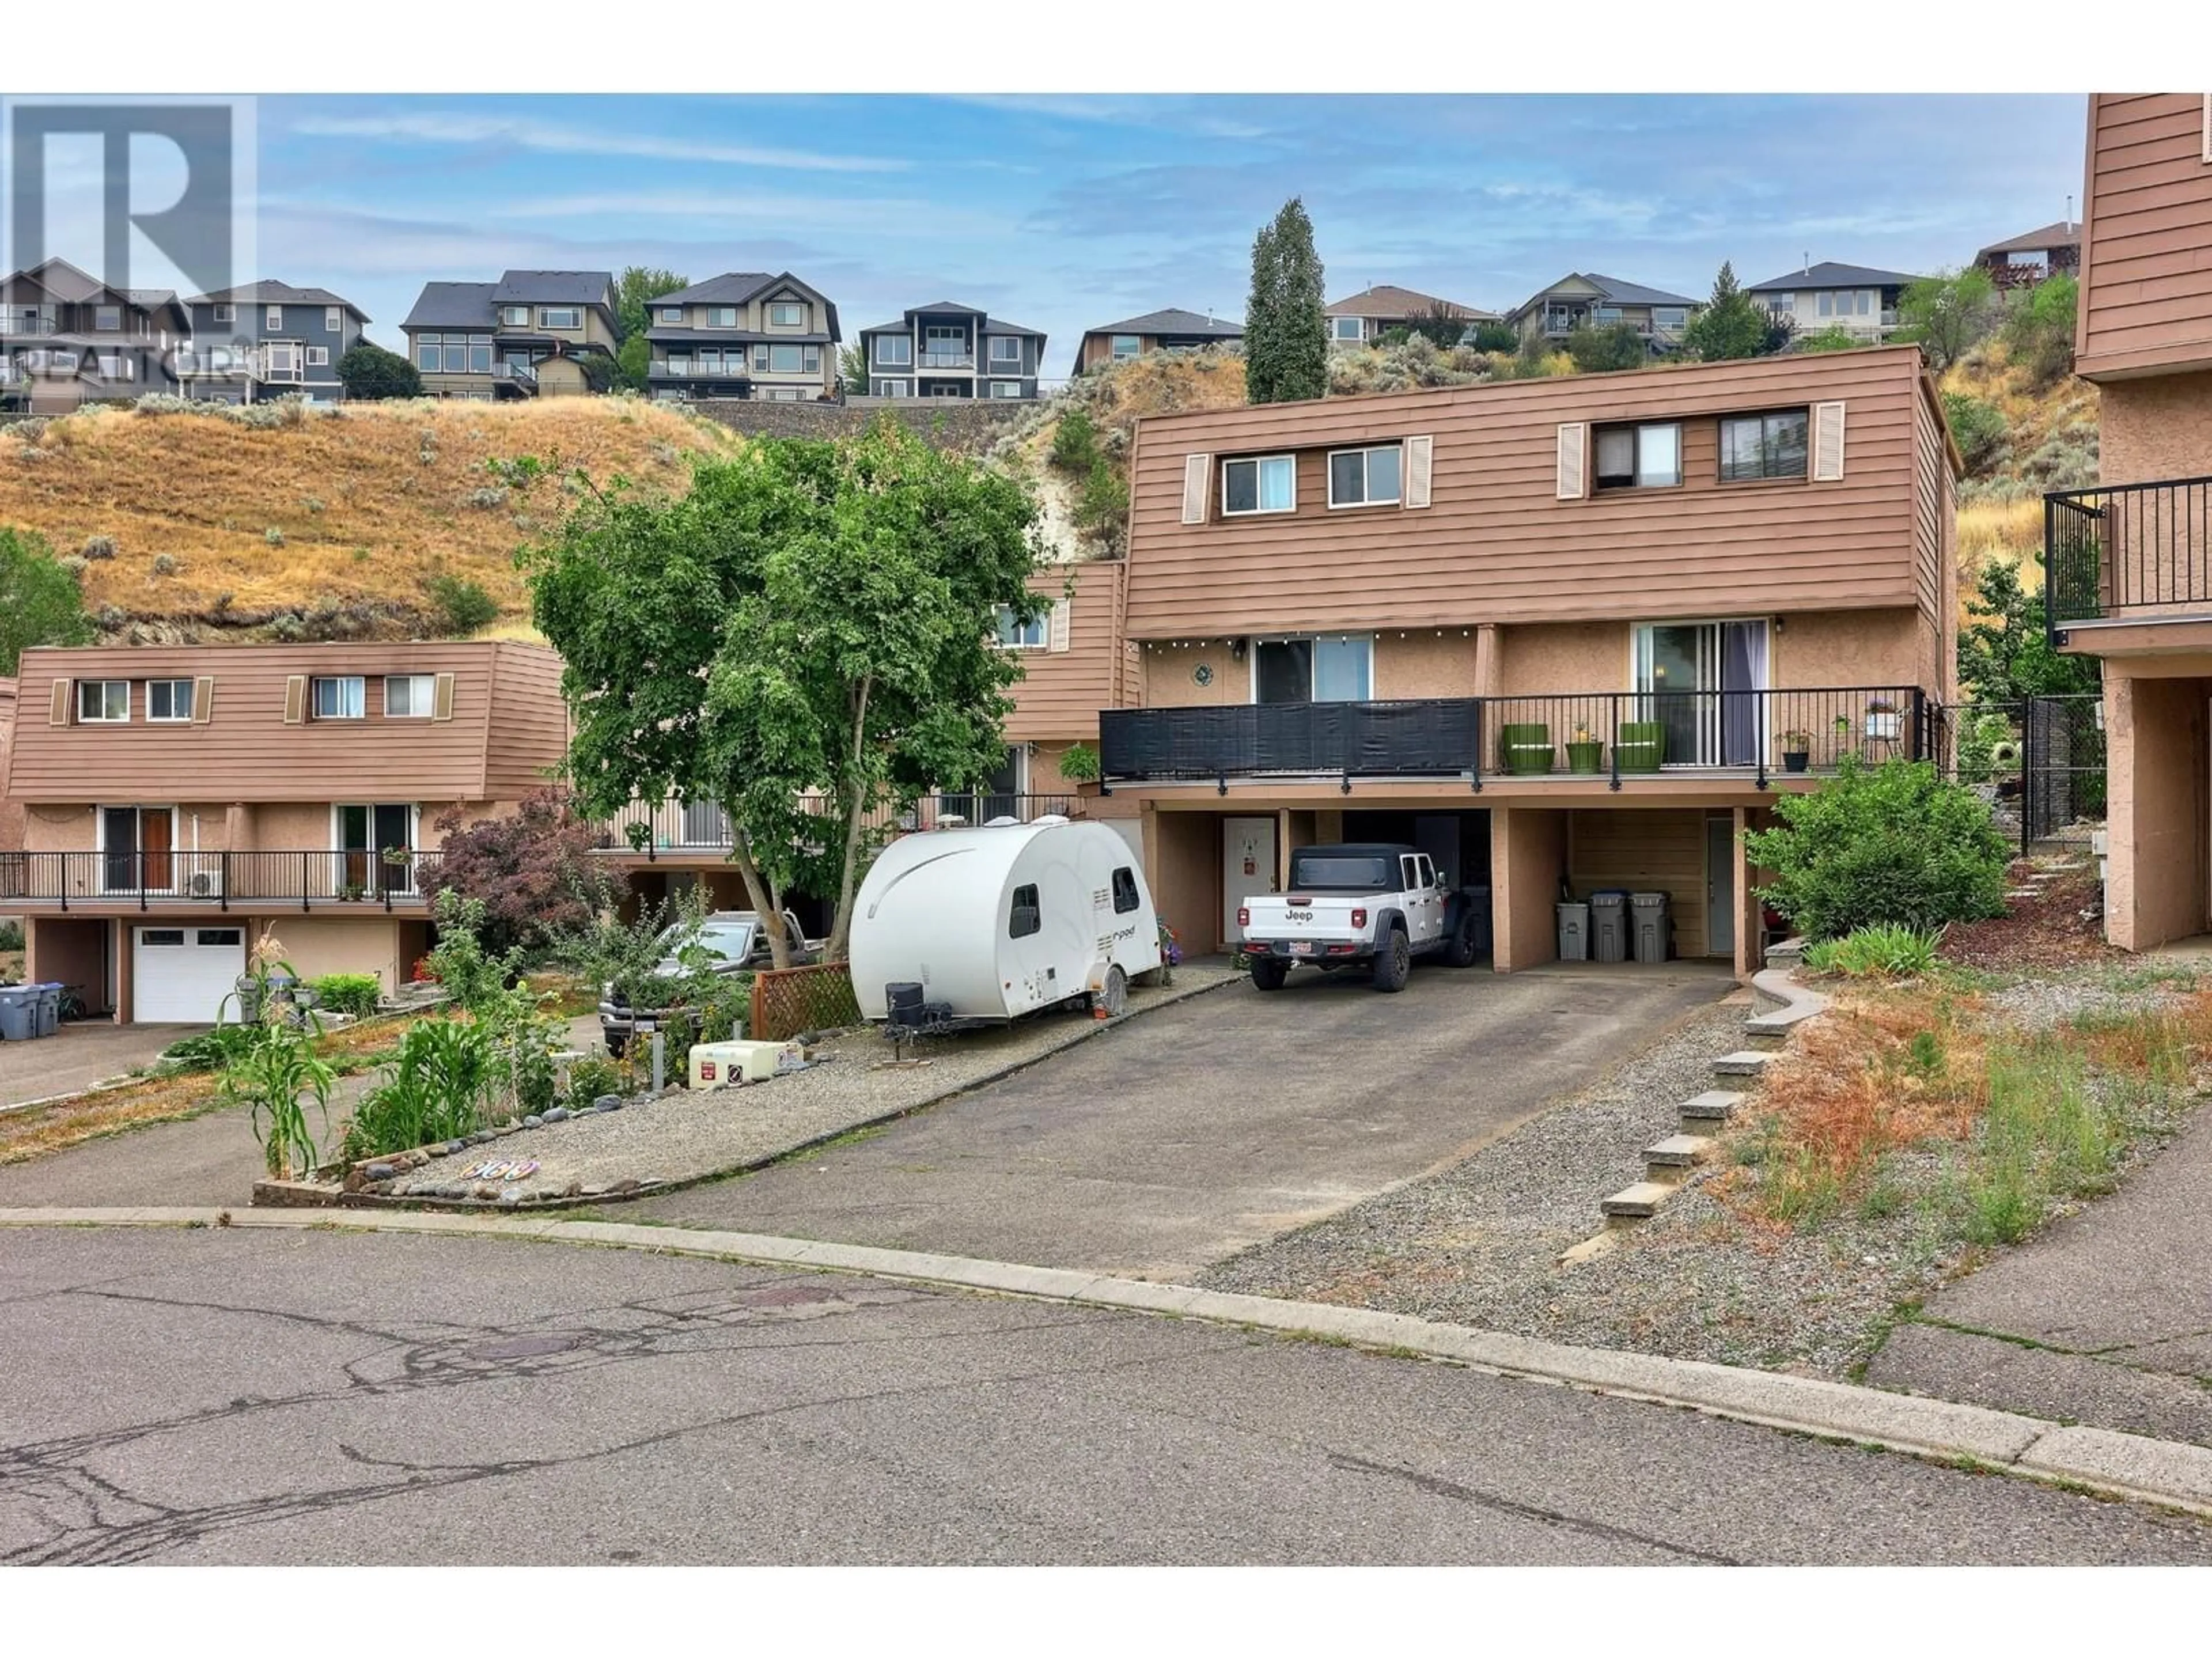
[
  {"left": 1748, "top": 260, "right": 1921, "bottom": 292},
  {"left": 1325, "top": 284, "right": 1495, "bottom": 321},
  {"left": 1083, "top": 306, "right": 1244, "bottom": 338},
  {"left": 1976, "top": 221, "right": 2082, "bottom": 259}
]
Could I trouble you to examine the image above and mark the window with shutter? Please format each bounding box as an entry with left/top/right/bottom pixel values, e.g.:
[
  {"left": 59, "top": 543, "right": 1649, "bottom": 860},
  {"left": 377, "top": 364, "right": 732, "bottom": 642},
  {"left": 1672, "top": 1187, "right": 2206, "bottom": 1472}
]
[
  {"left": 1556, "top": 423, "right": 1588, "bottom": 499},
  {"left": 1404, "top": 435, "right": 1433, "bottom": 509},
  {"left": 1812, "top": 400, "right": 1847, "bottom": 481},
  {"left": 1181, "top": 453, "right": 1211, "bottom": 524}
]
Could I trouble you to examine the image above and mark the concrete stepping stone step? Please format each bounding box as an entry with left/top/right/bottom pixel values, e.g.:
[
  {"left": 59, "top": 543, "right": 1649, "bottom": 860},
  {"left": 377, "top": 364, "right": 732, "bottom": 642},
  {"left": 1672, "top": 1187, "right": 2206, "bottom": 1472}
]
[
  {"left": 1601, "top": 1181, "right": 1676, "bottom": 1223},
  {"left": 1643, "top": 1133, "right": 1717, "bottom": 1184},
  {"left": 1679, "top": 1089, "right": 1744, "bottom": 1132},
  {"left": 1711, "top": 1050, "right": 1773, "bottom": 1081}
]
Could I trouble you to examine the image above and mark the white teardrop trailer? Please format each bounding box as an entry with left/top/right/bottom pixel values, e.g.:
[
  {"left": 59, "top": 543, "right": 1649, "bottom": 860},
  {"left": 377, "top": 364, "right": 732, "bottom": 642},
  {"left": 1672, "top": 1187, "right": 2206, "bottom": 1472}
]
[{"left": 849, "top": 816, "right": 1164, "bottom": 1033}]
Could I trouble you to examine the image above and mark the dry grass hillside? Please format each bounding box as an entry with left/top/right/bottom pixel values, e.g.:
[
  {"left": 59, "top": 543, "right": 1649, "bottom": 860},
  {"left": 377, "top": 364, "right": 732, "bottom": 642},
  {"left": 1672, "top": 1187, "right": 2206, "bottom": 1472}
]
[
  {"left": 0, "top": 397, "right": 738, "bottom": 641},
  {"left": 1942, "top": 342, "right": 2099, "bottom": 599}
]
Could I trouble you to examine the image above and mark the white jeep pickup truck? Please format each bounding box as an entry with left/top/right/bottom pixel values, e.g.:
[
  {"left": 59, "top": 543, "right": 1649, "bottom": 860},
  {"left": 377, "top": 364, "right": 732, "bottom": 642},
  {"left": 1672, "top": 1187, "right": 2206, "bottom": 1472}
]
[{"left": 1238, "top": 843, "right": 1482, "bottom": 993}]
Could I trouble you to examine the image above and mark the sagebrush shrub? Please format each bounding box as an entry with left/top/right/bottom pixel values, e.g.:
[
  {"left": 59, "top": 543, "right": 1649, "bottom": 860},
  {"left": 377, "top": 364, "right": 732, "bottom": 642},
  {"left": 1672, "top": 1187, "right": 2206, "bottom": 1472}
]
[{"left": 1746, "top": 758, "right": 2010, "bottom": 941}]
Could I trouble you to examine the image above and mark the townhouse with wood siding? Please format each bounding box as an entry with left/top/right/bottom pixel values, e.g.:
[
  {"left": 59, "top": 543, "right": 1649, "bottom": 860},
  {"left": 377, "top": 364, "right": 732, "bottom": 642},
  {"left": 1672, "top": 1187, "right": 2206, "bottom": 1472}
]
[
  {"left": 0, "top": 642, "right": 569, "bottom": 1022},
  {"left": 2048, "top": 93, "right": 2212, "bottom": 950},
  {"left": 1096, "top": 344, "right": 1961, "bottom": 978}
]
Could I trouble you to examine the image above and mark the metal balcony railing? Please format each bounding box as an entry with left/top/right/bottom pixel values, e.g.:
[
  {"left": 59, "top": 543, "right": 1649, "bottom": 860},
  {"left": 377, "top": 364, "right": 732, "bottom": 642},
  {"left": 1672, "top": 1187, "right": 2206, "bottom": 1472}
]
[
  {"left": 0, "top": 849, "right": 444, "bottom": 911},
  {"left": 1098, "top": 687, "right": 1930, "bottom": 791},
  {"left": 0, "top": 312, "right": 58, "bottom": 336},
  {"left": 2046, "top": 477, "right": 2212, "bottom": 641},
  {"left": 919, "top": 350, "right": 975, "bottom": 370},
  {"left": 592, "top": 793, "right": 1085, "bottom": 858}
]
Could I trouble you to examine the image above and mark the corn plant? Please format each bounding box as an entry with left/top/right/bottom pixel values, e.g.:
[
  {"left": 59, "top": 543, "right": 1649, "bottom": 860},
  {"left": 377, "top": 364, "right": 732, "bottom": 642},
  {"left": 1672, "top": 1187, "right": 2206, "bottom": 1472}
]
[
  {"left": 342, "top": 1015, "right": 499, "bottom": 1159},
  {"left": 218, "top": 933, "right": 334, "bottom": 1179}
]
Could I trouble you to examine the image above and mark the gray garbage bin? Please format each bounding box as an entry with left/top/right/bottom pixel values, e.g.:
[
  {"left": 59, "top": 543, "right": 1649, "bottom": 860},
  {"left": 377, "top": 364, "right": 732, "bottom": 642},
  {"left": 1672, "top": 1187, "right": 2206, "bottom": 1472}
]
[
  {"left": 1631, "top": 892, "right": 1672, "bottom": 964},
  {"left": 0, "top": 986, "right": 36, "bottom": 1042},
  {"left": 33, "top": 983, "right": 62, "bottom": 1035},
  {"left": 1590, "top": 891, "right": 1630, "bottom": 964},
  {"left": 1555, "top": 901, "right": 1589, "bottom": 962}
]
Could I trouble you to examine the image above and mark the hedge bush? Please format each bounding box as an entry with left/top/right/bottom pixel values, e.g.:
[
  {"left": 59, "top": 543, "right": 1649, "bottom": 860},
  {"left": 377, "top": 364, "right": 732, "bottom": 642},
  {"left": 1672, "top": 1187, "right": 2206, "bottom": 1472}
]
[{"left": 1744, "top": 758, "right": 2010, "bottom": 941}]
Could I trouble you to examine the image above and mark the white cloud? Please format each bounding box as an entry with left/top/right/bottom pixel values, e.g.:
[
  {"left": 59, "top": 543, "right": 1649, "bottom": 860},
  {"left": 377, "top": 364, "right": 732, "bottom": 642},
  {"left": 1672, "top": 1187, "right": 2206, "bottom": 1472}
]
[{"left": 284, "top": 111, "right": 908, "bottom": 173}]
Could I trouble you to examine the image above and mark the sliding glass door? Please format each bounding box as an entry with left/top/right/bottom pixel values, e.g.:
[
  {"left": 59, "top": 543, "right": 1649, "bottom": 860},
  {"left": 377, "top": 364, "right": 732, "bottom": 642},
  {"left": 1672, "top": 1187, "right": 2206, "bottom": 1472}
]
[{"left": 1633, "top": 621, "right": 1768, "bottom": 767}]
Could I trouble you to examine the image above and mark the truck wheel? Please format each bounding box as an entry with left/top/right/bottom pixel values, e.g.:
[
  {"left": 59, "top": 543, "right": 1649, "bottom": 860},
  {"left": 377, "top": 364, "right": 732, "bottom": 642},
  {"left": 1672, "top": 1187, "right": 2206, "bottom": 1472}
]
[
  {"left": 1372, "top": 927, "right": 1410, "bottom": 992},
  {"left": 1094, "top": 965, "right": 1128, "bottom": 1017},
  {"left": 604, "top": 1031, "right": 628, "bottom": 1059},
  {"left": 1445, "top": 912, "right": 1479, "bottom": 968},
  {"left": 1249, "top": 958, "right": 1289, "bottom": 992}
]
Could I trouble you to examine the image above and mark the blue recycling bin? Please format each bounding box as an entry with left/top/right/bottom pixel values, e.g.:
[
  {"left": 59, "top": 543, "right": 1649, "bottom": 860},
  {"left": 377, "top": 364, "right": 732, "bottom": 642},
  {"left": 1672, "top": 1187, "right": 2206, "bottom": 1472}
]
[
  {"left": 34, "top": 983, "right": 62, "bottom": 1036},
  {"left": 0, "top": 986, "right": 37, "bottom": 1042}
]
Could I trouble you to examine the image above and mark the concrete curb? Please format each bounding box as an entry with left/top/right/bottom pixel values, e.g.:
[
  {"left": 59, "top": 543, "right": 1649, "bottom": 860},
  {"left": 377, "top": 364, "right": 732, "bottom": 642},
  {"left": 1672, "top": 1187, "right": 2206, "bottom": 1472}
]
[{"left": 9, "top": 1203, "right": 2212, "bottom": 1518}]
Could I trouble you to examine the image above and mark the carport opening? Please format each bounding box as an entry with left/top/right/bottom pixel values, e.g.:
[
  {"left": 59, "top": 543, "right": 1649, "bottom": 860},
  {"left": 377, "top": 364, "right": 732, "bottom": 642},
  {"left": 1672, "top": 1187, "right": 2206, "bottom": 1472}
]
[{"left": 1342, "top": 810, "right": 1491, "bottom": 893}]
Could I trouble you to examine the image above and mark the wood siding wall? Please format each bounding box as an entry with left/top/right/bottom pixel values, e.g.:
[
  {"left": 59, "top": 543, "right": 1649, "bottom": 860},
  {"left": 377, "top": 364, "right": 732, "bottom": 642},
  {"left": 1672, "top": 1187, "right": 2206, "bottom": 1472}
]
[
  {"left": 483, "top": 643, "right": 572, "bottom": 800},
  {"left": 3, "top": 642, "right": 567, "bottom": 805},
  {"left": 1567, "top": 808, "right": 1714, "bottom": 959},
  {"left": 1124, "top": 347, "right": 1945, "bottom": 638},
  {"left": 1005, "top": 562, "right": 1124, "bottom": 743},
  {"left": 2077, "top": 94, "right": 2212, "bottom": 380}
]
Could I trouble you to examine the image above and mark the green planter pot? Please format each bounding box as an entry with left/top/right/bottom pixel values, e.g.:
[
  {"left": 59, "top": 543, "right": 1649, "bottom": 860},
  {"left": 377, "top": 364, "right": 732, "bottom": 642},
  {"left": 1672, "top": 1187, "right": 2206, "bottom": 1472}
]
[
  {"left": 1615, "top": 721, "right": 1665, "bottom": 774},
  {"left": 1500, "top": 722, "right": 1554, "bottom": 776},
  {"left": 1565, "top": 740, "right": 1604, "bottom": 774}
]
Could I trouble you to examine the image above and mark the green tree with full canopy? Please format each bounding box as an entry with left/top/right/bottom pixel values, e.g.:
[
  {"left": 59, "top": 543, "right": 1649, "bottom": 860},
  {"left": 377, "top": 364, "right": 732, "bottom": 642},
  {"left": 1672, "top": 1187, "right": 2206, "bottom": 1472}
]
[{"left": 524, "top": 418, "right": 1044, "bottom": 965}]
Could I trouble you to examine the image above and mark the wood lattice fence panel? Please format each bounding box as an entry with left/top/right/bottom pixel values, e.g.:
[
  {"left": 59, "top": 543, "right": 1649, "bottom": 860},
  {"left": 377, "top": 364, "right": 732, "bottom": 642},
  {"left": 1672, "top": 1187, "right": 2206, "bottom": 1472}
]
[{"left": 749, "top": 960, "right": 862, "bottom": 1041}]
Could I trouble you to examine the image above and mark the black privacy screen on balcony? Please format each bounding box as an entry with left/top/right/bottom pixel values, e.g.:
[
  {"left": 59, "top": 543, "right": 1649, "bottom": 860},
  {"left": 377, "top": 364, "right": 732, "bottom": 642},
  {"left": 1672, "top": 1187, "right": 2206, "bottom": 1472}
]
[{"left": 1100, "top": 700, "right": 1480, "bottom": 779}]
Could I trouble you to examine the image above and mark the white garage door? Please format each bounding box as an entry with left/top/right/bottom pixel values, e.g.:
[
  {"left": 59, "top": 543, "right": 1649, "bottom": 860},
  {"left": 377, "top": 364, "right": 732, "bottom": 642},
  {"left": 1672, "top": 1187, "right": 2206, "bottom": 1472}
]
[{"left": 134, "top": 926, "right": 245, "bottom": 1024}]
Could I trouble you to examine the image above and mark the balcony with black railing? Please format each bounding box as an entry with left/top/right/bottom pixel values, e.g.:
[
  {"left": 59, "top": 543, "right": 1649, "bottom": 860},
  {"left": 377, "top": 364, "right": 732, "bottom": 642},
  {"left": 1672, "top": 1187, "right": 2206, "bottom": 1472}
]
[
  {"left": 0, "top": 849, "right": 444, "bottom": 911},
  {"left": 1099, "top": 687, "right": 1930, "bottom": 791},
  {"left": 589, "top": 792, "right": 1086, "bottom": 859},
  {"left": 2047, "top": 477, "right": 2212, "bottom": 642}
]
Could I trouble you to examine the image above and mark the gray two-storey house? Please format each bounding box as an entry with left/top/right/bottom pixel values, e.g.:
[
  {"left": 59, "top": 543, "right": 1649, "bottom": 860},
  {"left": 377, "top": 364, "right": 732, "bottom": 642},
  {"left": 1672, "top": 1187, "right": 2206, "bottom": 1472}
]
[
  {"left": 857, "top": 301, "right": 1047, "bottom": 400},
  {"left": 645, "top": 271, "right": 840, "bottom": 401},
  {"left": 0, "top": 257, "right": 186, "bottom": 411},
  {"left": 177, "top": 281, "right": 369, "bottom": 403},
  {"left": 402, "top": 270, "right": 619, "bottom": 399}
]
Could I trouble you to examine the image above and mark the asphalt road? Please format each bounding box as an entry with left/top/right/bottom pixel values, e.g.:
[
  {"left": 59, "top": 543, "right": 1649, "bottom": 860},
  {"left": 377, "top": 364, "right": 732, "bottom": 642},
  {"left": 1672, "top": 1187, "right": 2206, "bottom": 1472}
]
[
  {"left": 2, "top": 1225, "right": 2206, "bottom": 1565},
  {"left": 637, "top": 963, "right": 1727, "bottom": 1278}
]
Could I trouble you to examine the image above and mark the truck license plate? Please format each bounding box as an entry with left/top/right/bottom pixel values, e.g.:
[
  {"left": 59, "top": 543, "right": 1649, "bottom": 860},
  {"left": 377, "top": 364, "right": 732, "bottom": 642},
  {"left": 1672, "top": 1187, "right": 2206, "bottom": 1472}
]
[{"left": 1289, "top": 941, "right": 1313, "bottom": 956}]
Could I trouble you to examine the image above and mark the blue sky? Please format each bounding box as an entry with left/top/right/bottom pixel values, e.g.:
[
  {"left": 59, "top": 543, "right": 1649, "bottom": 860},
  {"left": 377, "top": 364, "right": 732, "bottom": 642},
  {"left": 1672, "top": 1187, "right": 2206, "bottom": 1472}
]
[{"left": 252, "top": 94, "right": 2089, "bottom": 376}]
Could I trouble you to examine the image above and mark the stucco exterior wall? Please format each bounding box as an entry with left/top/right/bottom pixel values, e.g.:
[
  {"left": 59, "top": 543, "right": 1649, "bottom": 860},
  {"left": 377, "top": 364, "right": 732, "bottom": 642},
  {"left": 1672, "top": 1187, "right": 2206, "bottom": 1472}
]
[
  {"left": 255, "top": 915, "right": 408, "bottom": 992},
  {"left": 1490, "top": 805, "right": 1565, "bottom": 972},
  {"left": 1147, "top": 809, "right": 1220, "bottom": 954},
  {"left": 2101, "top": 373, "right": 2212, "bottom": 487},
  {"left": 2104, "top": 668, "right": 2209, "bottom": 950}
]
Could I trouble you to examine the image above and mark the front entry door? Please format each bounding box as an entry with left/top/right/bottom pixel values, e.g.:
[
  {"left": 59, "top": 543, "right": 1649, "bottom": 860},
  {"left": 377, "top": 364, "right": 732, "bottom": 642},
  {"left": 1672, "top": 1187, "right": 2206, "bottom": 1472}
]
[
  {"left": 1706, "top": 815, "right": 1736, "bottom": 960},
  {"left": 1222, "top": 816, "right": 1277, "bottom": 945}
]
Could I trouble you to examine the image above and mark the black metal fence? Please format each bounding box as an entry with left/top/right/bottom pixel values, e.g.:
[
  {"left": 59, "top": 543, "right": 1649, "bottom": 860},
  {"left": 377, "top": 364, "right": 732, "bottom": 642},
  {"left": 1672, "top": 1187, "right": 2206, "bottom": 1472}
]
[
  {"left": 1100, "top": 686, "right": 1928, "bottom": 791},
  {"left": 0, "top": 849, "right": 444, "bottom": 911},
  {"left": 2047, "top": 477, "right": 2212, "bottom": 637},
  {"left": 1938, "top": 694, "right": 2106, "bottom": 854}
]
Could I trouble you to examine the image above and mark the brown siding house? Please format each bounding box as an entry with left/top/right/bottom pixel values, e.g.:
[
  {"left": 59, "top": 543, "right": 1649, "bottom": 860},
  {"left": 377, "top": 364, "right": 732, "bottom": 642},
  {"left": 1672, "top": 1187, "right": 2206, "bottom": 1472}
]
[
  {"left": 0, "top": 641, "right": 569, "bottom": 1022},
  {"left": 1103, "top": 345, "right": 1959, "bottom": 978},
  {"left": 2051, "top": 93, "right": 2212, "bottom": 952}
]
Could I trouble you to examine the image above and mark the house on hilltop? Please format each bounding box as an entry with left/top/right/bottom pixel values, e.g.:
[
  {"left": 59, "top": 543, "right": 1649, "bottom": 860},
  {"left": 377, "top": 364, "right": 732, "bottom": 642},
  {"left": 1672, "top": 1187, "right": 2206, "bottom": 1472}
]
[
  {"left": 402, "top": 270, "right": 619, "bottom": 399},
  {"left": 644, "top": 271, "right": 840, "bottom": 402}
]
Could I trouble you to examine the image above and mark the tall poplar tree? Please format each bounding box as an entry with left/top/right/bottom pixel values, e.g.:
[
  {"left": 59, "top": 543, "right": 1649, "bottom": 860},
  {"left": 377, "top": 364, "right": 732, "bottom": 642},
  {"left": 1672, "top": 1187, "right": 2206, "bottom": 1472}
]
[{"left": 1245, "top": 199, "right": 1327, "bottom": 403}]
